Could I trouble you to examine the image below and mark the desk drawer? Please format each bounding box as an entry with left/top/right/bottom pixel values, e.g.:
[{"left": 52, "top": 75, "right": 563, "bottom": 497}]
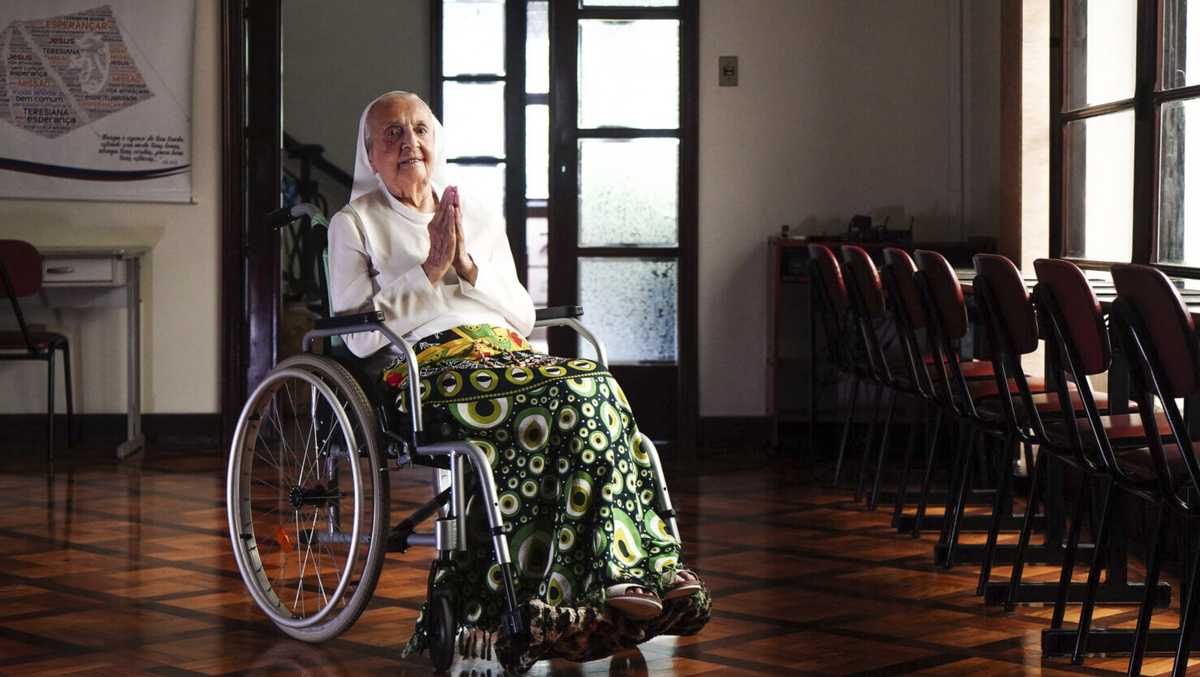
[{"left": 42, "top": 257, "right": 121, "bottom": 285}]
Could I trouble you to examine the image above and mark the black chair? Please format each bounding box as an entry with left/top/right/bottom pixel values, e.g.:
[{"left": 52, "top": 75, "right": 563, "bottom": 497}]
[{"left": 0, "top": 240, "right": 75, "bottom": 460}]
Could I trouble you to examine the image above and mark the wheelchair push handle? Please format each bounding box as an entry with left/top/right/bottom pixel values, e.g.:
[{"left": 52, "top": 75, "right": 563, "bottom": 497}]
[{"left": 268, "top": 203, "right": 329, "bottom": 229}]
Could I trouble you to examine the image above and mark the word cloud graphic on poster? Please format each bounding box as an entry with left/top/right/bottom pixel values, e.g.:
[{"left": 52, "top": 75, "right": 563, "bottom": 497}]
[{"left": 0, "top": 1, "right": 194, "bottom": 202}]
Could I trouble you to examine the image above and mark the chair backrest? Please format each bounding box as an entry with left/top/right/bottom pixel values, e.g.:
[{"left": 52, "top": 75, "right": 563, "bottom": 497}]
[
  {"left": 913, "top": 249, "right": 968, "bottom": 340},
  {"left": 973, "top": 254, "right": 1039, "bottom": 356},
  {"left": 807, "top": 244, "right": 849, "bottom": 317},
  {"left": 882, "top": 248, "right": 925, "bottom": 330},
  {"left": 1111, "top": 264, "right": 1200, "bottom": 398},
  {"left": 0, "top": 240, "right": 42, "bottom": 298},
  {"left": 1032, "top": 258, "right": 1110, "bottom": 376},
  {"left": 840, "top": 245, "right": 884, "bottom": 319}
]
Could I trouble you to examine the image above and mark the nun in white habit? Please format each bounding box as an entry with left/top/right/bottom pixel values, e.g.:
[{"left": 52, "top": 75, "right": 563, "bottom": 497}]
[{"left": 327, "top": 91, "right": 710, "bottom": 672}]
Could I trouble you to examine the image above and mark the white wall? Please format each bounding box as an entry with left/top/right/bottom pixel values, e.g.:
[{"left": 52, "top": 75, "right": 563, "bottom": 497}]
[
  {"left": 698, "top": 0, "right": 1002, "bottom": 416},
  {"left": 282, "top": 0, "right": 431, "bottom": 211},
  {"left": 0, "top": 0, "right": 221, "bottom": 415}
]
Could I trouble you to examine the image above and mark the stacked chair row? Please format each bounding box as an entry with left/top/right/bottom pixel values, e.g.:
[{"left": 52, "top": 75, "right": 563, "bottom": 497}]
[{"left": 808, "top": 245, "right": 1200, "bottom": 675}]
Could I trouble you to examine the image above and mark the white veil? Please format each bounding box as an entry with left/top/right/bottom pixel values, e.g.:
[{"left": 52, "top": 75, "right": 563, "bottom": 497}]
[{"left": 351, "top": 90, "right": 450, "bottom": 202}]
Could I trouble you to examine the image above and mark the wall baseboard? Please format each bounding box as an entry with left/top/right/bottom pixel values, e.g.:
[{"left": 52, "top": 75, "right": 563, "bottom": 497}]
[
  {"left": 0, "top": 413, "right": 221, "bottom": 450},
  {"left": 698, "top": 416, "right": 772, "bottom": 449}
]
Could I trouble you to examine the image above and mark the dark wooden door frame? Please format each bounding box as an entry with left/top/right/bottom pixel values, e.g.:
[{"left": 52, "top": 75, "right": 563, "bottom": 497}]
[
  {"left": 548, "top": 2, "right": 698, "bottom": 457},
  {"left": 220, "top": 0, "right": 282, "bottom": 448}
]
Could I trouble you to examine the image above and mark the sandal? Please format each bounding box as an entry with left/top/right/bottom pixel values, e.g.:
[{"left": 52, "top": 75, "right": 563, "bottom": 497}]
[
  {"left": 604, "top": 583, "right": 663, "bottom": 620},
  {"left": 664, "top": 569, "right": 703, "bottom": 600}
]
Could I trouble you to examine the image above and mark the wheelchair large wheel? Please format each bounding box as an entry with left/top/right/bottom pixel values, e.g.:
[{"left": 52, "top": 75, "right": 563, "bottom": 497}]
[{"left": 227, "top": 354, "right": 390, "bottom": 643}]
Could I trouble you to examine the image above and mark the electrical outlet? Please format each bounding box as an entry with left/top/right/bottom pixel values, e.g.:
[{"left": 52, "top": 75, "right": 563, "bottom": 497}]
[{"left": 719, "top": 55, "right": 738, "bottom": 87}]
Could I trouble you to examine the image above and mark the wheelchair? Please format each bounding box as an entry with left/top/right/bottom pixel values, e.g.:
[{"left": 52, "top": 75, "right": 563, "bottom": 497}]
[{"left": 226, "top": 204, "right": 681, "bottom": 672}]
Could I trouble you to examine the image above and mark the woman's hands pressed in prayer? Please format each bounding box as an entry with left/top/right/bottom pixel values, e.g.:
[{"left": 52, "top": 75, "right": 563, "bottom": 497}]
[{"left": 423, "top": 185, "right": 477, "bottom": 285}]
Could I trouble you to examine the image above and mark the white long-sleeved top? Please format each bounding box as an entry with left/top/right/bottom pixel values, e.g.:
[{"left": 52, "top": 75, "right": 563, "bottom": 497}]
[{"left": 328, "top": 187, "right": 536, "bottom": 358}]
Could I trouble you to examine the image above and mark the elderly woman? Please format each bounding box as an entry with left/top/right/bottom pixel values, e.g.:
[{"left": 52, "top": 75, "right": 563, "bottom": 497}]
[{"left": 328, "top": 91, "right": 709, "bottom": 670}]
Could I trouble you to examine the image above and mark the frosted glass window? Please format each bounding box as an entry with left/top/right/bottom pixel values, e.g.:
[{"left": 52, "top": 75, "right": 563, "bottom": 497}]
[
  {"left": 1157, "top": 98, "right": 1200, "bottom": 264},
  {"left": 443, "top": 82, "right": 505, "bottom": 158},
  {"left": 1065, "top": 0, "right": 1135, "bottom": 109},
  {"left": 447, "top": 163, "right": 505, "bottom": 222},
  {"left": 527, "top": 2, "right": 549, "bottom": 94},
  {"left": 1063, "top": 111, "right": 1134, "bottom": 262},
  {"left": 579, "top": 138, "right": 678, "bottom": 246},
  {"left": 578, "top": 20, "right": 678, "bottom": 129},
  {"left": 443, "top": 0, "right": 505, "bottom": 76},
  {"left": 1162, "top": 0, "right": 1200, "bottom": 89},
  {"left": 579, "top": 258, "right": 676, "bottom": 363},
  {"left": 526, "top": 217, "right": 549, "bottom": 306},
  {"left": 527, "top": 105, "right": 549, "bottom": 200}
]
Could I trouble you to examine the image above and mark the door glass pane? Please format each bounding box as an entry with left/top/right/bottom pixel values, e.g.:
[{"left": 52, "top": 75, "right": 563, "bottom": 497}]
[
  {"left": 526, "top": 216, "right": 549, "bottom": 352},
  {"left": 578, "top": 138, "right": 678, "bottom": 246},
  {"left": 1157, "top": 98, "right": 1200, "bottom": 264},
  {"left": 578, "top": 20, "right": 678, "bottom": 129},
  {"left": 443, "top": 82, "right": 506, "bottom": 158},
  {"left": 1065, "top": 0, "right": 1136, "bottom": 109},
  {"left": 1063, "top": 110, "right": 1134, "bottom": 262},
  {"left": 527, "top": 1, "right": 549, "bottom": 94},
  {"left": 447, "top": 163, "right": 505, "bottom": 221},
  {"left": 443, "top": 0, "right": 505, "bottom": 76},
  {"left": 1162, "top": 0, "right": 1200, "bottom": 89},
  {"left": 579, "top": 258, "right": 676, "bottom": 363},
  {"left": 526, "top": 105, "right": 549, "bottom": 200},
  {"left": 581, "top": 0, "right": 677, "bottom": 5}
]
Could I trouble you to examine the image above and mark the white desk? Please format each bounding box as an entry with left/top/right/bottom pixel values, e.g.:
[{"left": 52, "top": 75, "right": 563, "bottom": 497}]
[{"left": 37, "top": 246, "right": 147, "bottom": 459}]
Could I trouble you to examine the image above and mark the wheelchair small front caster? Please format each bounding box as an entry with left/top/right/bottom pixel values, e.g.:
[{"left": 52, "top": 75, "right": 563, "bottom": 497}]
[{"left": 428, "top": 592, "right": 456, "bottom": 672}]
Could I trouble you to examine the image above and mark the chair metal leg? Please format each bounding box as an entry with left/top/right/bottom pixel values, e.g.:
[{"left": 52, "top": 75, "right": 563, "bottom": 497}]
[
  {"left": 1005, "top": 450, "right": 1045, "bottom": 611},
  {"left": 1172, "top": 542, "right": 1200, "bottom": 677},
  {"left": 911, "top": 408, "right": 944, "bottom": 538},
  {"left": 868, "top": 388, "right": 898, "bottom": 511},
  {"left": 62, "top": 343, "right": 74, "bottom": 447},
  {"left": 938, "top": 425, "right": 973, "bottom": 547},
  {"left": 1052, "top": 476, "right": 1090, "bottom": 629},
  {"left": 833, "top": 377, "right": 860, "bottom": 486},
  {"left": 941, "top": 427, "right": 977, "bottom": 569},
  {"left": 46, "top": 351, "right": 55, "bottom": 462},
  {"left": 977, "top": 431, "right": 1017, "bottom": 595},
  {"left": 855, "top": 384, "right": 882, "bottom": 502},
  {"left": 891, "top": 401, "right": 925, "bottom": 526},
  {"left": 1073, "top": 479, "right": 1116, "bottom": 664},
  {"left": 1128, "top": 502, "right": 1167, "bottom": 677}
]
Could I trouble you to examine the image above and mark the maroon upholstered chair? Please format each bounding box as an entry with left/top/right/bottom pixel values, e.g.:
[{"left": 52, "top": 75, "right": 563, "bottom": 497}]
[
  {"left": 1110, "top": 263, "right": 1200, "bottom": 675},
  {"left": 808, "top": 244, "right": 873, "bottom": 486},
  {"left": 1034, "top": 258, "right": 1172, "bottom": 665},
  {"left": 0, "top": 240, "right": 75, "bottom": 459}
]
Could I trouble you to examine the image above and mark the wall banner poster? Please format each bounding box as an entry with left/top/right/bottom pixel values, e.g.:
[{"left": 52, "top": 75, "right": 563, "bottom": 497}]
[{"left": 0, "top": 1, "right": 195, "bottom": 203}]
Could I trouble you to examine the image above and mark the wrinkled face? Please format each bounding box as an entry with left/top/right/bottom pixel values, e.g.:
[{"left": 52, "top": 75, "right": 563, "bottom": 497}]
[{"left": 366, "top": 94, "right": 436, "bottom": 199}]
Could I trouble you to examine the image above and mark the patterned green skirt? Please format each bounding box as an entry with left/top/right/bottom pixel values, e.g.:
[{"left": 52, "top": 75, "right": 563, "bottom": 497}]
[{"left": 384, "top": 325, "right": 710, "bottom": 671}]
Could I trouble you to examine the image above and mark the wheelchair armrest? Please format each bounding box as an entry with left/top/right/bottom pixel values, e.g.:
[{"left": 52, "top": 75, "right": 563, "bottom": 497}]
[
  {"left": 314, "top": 310, "right": 385, "bottom": 332},
  {"left": 535, "top": 305, "right": 583, "bottom": 322}
]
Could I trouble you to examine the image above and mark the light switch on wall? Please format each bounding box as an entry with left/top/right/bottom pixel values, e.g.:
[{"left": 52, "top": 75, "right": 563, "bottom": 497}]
[{"left": 719, "top": 55, "right": 738, "bottom": 86}]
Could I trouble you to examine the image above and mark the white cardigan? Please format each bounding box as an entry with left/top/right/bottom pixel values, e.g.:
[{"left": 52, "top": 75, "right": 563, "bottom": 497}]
[{"left": 328, "top": 187, "right": 535, "bottom": 358}]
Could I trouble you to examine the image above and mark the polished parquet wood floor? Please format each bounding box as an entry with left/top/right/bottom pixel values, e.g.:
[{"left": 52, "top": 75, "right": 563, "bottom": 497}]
[{"left": 1, "top": 445, "right": 1198, "bottom": 676}]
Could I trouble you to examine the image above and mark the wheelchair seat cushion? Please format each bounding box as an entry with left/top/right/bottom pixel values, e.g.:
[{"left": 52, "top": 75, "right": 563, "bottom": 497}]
[{"left": 389, "top": 324, "right": 709, "bottom": 668}]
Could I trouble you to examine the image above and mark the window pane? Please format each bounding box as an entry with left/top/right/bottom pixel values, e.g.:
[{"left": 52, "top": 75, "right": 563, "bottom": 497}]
[
  {"left": 578, "top": 258, "right": 676, "bottom": 363},
  {"left": 447, "top": 162, "right": 505, "bottom": 222},
  {"left": 526, "top": 105, "right": 549, "bottom": 200},
  {"left": 1162, "top": 0, "right": 1200, "bottom": 89},
  {"left": 443, "top": 0, "right": 505, "bottom": 76},
  {"left": 442, "top": 82, "right": 505, "bottom": 158},
  {"left": 1157, "top": 98, "right": 1200, "bottom": 264},
  {"left": 526, "top": 217, "right": 549, "bottom": 305},
  {"left": 581, "top": 0, "right": 677, "bottom": 6},
  {"left": 1063, "top": 110, "right": 1134, "bottom": 262},
  {"left": 578, "top": 138, "right": 678, "bottom": 246},
  {"left": 579, "top": 20, "right": 678, "bottom": 129},
  {"left": 527, "top": 1, "right": 549, "bottom": 94},
  {"left": 1065, "top": 0, "right": 1135, "bottom": 109}
]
